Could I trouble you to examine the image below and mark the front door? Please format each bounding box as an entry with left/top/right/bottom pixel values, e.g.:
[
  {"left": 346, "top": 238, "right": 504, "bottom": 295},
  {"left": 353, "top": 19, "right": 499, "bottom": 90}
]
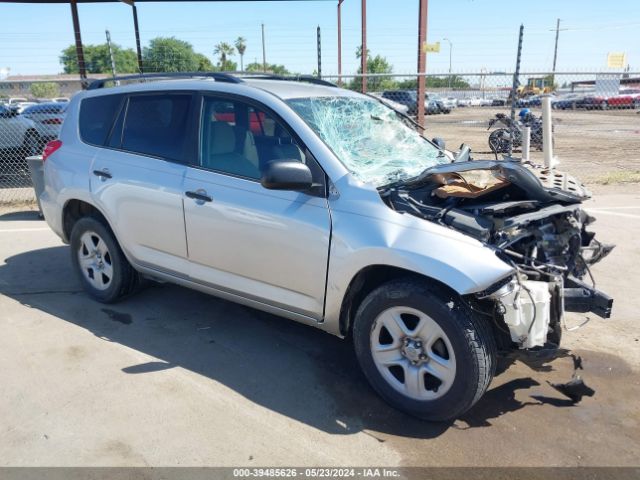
[{"left": 183, "top": 95, "right": 331, "bottom": 320}]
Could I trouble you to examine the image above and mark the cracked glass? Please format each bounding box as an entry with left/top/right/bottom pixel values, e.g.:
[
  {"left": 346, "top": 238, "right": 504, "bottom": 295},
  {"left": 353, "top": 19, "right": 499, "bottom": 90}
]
[{"left": 287, "top": 96, "right": 446, "bottom": 185}]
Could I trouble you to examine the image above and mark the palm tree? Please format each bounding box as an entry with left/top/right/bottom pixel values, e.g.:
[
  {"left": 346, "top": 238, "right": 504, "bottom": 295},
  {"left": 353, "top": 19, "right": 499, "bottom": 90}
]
[
  {"left": 214, "top": 42, "right": 235, "bottom": 71},
  {"left": 235, "top": 37, "right": 247, "bottom": 71}
]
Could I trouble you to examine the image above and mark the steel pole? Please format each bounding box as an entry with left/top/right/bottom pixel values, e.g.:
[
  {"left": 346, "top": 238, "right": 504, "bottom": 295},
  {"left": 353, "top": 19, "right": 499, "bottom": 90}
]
[
  {"left": 70, "top": 0, "right": 88, "bottom": 89},
  {"left": 132, "top": 5, "right": 144, "bottom": 74},
  {"left": 337, "top": 0, "right": 343, "bottom": 86},
  {"left": 105, "top": 29, "right": 117, "bottom": 83},
  {"left": 551, "top": 18, "right": 560, "bottom": 86},
  {"left": 317, "top": 26, "right": 322, "bottom": 78},
  {"left": 416, "top": 0, "right": 428, "bottom": 126},
  {"left": 261, "top": 23, "right": 267, "bottom": 72},
  {"left": 361, "top": 0, "right": 367, "bottom": 93}
]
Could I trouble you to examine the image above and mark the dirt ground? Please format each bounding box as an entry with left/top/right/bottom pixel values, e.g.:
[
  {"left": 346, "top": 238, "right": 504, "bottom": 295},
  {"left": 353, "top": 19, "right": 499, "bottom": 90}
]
[{"left": 424, "top": 107, "right": 640, "bottom": 183}]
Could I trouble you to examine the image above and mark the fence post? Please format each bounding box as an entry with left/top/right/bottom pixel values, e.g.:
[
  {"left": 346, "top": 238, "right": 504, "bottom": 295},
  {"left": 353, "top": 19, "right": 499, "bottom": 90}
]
[
  {"left": 416, "top": 0, "right": 428, "bottom": 126},
  {"left": 509, "top": 24, "right": 524, "bottom": 156},
  {"left": 542, "top": 95, "right": 556, "bottom": 168},
  {"left": 317, "top": 26, "right": 322, "bottom": 79},
  {"left": 522, "top": 126, "right": 531, "bottom": 162}
]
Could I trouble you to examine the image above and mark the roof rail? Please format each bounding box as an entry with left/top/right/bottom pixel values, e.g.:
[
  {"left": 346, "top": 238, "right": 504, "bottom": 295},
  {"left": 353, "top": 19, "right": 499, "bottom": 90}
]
[
  {"left": 87, "top": 72, "right": 243, "bottom": 90},
  {"left": 236, "top": 73, "right": 337, "bottom": 87}
]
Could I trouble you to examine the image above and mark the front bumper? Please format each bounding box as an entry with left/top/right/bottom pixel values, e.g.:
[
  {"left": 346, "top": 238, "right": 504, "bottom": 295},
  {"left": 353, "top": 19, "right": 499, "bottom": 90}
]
[{"left": 563, "top": 277, "right": 613, "bottom": 319}]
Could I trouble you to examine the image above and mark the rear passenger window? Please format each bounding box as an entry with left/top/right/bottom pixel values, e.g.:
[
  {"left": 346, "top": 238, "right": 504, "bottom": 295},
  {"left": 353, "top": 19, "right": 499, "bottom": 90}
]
[
  {"left": 79, "top": 94, "right": 123, "bottom": 146},
  {"left": 121, "top": 94, "right": 191, "bottom": 161}
]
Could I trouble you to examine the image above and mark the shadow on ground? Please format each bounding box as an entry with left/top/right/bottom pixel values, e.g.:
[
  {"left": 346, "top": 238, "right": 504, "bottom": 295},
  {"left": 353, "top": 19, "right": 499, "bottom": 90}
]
[{"left": 0, "top": 244, "right": 580, "bottom": 439}]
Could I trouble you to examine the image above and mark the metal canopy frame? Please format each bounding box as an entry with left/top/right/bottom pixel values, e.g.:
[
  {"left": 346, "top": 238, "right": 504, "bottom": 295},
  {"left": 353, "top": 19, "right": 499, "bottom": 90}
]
[{"left": 4, "top": 0, "right": 430, "bottom": 126}]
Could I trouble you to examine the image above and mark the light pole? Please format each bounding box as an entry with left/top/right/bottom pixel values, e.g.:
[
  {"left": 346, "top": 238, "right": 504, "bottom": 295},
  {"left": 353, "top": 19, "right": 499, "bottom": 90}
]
[{"left": 443, "top": 37, "right": 452, "bottom": 89}]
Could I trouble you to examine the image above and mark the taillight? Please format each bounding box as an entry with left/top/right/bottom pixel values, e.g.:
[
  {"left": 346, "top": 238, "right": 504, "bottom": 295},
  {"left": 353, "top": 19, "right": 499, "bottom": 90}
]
[
  {"left": 42, "top": 139, "right": 62, "bottom": 162},
  {"left": 41, "top": 118, "right": 63, "bottom": 125}
]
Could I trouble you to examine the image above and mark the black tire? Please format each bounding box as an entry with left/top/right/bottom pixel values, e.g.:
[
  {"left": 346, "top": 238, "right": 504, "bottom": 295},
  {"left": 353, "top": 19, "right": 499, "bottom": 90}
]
[
  {"left": 488, "top": 129, "right": 511, "bottom": 154},
  {"left": 352, "top": 279, "right": 496, "bottom": 421},
  {"left": 70, "top": 216, "right": 140, "bottom": 303},
  {"left": 22, "top": 130, "right": 41, "bottom": 157}
]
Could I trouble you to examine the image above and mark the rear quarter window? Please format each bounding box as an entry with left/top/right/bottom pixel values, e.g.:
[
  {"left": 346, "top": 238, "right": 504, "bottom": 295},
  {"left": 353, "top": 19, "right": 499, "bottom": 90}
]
[{"left": 79, "top": 94, "right": 123, "bottom": 146}]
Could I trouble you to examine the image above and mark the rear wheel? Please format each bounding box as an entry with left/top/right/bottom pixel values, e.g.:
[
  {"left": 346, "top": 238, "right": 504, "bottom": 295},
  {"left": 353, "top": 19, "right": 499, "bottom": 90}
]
[
  {"left": 352, "top": 279, "right": 496, "bottom": 421},
  {"left": 70, "top": 216, "right": 140, "bottom": 303}
]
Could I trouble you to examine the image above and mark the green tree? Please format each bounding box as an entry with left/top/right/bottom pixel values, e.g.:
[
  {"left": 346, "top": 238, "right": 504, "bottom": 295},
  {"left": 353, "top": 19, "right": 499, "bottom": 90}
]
[
  {"left": 30, "top": 82, "right": 60, "bottom": 99},
  {"left": 60, "top": 43, "right": 138, "bottom": 74},
  {"left": 245, "top": 62, "right": 290, "bottom": 75},
  {"left": 194, "top": 53, "right": 214, "bottom": 72},
  {"left": 235, "top": 37, "right": 247, "bottom": 71},
  {"left": 214, "top": 42, "right": 236, "bottom": 71},
  {"left": 350, "top": 47, "right": 396, "bottom": 92},
  {"left": 143, "top": 37, "right": 199, "bottom": 72}
]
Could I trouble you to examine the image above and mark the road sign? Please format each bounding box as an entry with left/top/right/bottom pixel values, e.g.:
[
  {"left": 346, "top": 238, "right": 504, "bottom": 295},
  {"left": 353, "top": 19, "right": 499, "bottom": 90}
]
[
  {"left": 607, "top": 52, "right": 627, "bottom": 69},
  {"left": 422, "top": 42, "right": 440, "bottom": 53}
]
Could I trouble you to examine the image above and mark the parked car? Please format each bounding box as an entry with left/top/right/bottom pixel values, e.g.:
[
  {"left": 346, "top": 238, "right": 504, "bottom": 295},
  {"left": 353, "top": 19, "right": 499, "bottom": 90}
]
[
  {"left": 552, "top": 94, "right": 583, "bottom": 110},
  {"left": 433, "top": 99, "right": 450, "bottom": 114},
  {"left": 456, "top": 98, "right": 471, "bottom": 107},
  {"left": 606, "top": 90, "right": 640, "bottom": 109},
  {"left": 382, "top": 90, "right": 418, "bottom": 115},
  {"left": 21, "top": 102, "right": 67, "bottom": 146},
  {"left": 369, "top": 93, "right": 410, "bottom": 115},
  {"left": 491, "top": 98, "right": 507, "bottom": 107},
  {"left": 40, "top": 74, "right": 614, "bottom": 421},
  {"left": 51, "top": 97, "right": 70, "bottom": 103},
  {"left": 425, "top": 98, "right": 441, "bottom": 115},
  {"left": 0, "top": 103, "right": 41, "bottom": 156},
  {"left": 479, "top": 98, "right": 493, "bottom": 107},
  {"left": 575, "top": 95, "right": 608, "bottom": 110},
  {"left": 442, "top": 97, "right": 458, "bottom": 109}
]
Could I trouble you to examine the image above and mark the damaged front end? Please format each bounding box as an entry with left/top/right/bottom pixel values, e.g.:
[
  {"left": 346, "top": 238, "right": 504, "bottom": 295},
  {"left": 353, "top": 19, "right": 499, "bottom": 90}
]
[{"left": 380, "top": 159, "right": 614, "bottom": 351}]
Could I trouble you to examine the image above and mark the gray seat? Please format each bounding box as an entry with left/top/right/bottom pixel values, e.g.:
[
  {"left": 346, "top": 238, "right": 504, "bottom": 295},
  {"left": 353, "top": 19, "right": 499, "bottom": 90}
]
[{"left": 205, "top": 122, "right": 259, "bottom": 179}]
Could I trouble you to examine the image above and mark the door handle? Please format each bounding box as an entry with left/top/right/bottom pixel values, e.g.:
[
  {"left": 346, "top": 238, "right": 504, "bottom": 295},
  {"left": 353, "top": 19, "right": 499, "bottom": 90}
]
[
  {"left": 185, "top": 190, "right": 212, "bottom": 203},
  {"left": 93, "top": 169, "right": 112, "bottom": 181}
]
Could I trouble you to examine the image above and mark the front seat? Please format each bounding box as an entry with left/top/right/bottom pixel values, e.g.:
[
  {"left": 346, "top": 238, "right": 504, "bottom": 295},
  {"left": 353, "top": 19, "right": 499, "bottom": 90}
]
[{"left": 206, "top": 122, "right": 259, "bottom": 179}]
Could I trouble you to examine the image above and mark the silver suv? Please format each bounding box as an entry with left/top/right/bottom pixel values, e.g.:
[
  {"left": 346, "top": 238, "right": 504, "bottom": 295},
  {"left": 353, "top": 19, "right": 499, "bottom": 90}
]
[{"left": 40, "top": 73, "right": 613, "bottom": 421}]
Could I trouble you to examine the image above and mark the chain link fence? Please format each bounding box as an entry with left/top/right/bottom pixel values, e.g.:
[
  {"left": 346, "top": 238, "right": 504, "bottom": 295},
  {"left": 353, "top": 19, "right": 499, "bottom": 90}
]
[{"left": 2, "top": 71, "right": 639, "bottom": 204}]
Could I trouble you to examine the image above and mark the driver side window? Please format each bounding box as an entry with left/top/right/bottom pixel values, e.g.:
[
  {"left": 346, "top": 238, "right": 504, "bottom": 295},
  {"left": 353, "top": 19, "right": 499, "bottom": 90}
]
[{"left": 199, "top": 96, "right": 309, "bottom": 181}]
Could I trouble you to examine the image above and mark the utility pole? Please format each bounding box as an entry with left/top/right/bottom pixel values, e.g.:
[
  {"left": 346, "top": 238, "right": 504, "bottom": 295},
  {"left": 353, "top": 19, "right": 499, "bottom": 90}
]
[
  {"left": 69, "top": 0, "right": 88, "bottom": 89},
  {"left": 509, "top": 24, "right": 524, "bottom": 156},
  {"left": 261, "top": 23, "right": 267, "bottom": 72},
  {"left": 416, "top": 0, "right": 428, "bottom": 126},
  {"left": 337, "top": 0, "right": 344, "bottom": 86},
  {"left": 443, "top": 37, "right": 452, "bottom": 89},
  {"left": 105, "top": 29, "right": 118, "bottom": 83},
  {"left": 361, "top": 0, "right": 367, "bottom": 93},
  {"left": 550, "top": 18, "right": 566, "bottom": 87},
  {"left": 317, "top": 26, "right": 322, "bottom": 78}
]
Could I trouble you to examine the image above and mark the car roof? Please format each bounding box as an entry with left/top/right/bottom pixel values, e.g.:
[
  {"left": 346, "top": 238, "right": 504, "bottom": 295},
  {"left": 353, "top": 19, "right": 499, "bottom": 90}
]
[
  {"left": 81, "top": 77, "right": 364, "bottom": 101},
  {"left": 23, "top": 102, "right": 67, "bottom": 113}
]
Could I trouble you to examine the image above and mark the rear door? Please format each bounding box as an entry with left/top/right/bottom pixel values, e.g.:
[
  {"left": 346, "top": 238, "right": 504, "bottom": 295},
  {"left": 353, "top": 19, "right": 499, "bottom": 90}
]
[
  {"left": 182, "top": 94, "right": 331, "bottom": 320},
  {"left": 88, "top": 92, "right": 197, "bottom": 273}
]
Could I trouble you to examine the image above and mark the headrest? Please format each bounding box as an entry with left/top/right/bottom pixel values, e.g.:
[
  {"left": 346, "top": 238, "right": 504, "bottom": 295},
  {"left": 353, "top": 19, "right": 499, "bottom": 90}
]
[{"left": 208, "top": 122, "right": 235, "bottom": 155}]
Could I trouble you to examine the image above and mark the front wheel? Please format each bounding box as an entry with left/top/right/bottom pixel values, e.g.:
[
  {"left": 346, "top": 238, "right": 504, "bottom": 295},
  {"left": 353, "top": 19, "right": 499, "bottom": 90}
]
[
  {"left": 352, "top": 279, "right": 496, "bottom": 421},
  {"left": 488, "top": 128, "right": 511, "bottom": 153}
]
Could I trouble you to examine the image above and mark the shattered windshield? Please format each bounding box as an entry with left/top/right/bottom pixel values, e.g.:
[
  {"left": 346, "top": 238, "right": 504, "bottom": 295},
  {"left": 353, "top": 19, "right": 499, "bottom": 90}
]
[{"left": 286, "top": 96, "right": 446, "bottom": 185}]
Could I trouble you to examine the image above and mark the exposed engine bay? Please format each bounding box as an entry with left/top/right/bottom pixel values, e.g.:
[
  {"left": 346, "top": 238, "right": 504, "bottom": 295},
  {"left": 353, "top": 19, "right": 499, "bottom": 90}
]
[{"left": 380, "top": 159, "right": 614, "bottom": 350}]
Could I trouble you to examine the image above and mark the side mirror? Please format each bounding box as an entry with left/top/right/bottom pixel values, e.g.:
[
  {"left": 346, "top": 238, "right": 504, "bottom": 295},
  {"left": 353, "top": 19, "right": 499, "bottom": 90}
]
[
  {"left": 432, "top": 137, "right": 446, "bottom": 150},
  {"left": 261, "top": 160, "right": 313, "bottom": 191}
]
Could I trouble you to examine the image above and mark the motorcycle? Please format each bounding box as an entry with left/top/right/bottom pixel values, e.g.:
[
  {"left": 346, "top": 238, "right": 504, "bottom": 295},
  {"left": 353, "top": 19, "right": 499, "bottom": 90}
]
[{"left": 487, "top": 112, "right": 545, "bottom": 154}]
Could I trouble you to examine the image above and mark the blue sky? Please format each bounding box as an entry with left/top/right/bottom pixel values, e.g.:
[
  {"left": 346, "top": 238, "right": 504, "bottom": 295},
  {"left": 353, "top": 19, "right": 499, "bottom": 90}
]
[{"left": 1, "top": 0, "right": 638, "bottom": 76}]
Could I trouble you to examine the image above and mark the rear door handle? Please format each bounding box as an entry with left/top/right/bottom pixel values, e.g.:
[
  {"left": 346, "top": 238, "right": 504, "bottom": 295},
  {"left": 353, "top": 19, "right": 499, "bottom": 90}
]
[
  {"left": 93, "top": 169, "right": 112, "bottom": 180},
  {"left": 185, "top": 190, "right": 212, "bottom": 203}
]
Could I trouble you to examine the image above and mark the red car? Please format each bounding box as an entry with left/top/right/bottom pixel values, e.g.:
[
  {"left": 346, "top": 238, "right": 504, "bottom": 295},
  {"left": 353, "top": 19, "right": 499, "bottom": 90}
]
[{"left": 606, "top": 90, "right": 640, "bottom": 109}]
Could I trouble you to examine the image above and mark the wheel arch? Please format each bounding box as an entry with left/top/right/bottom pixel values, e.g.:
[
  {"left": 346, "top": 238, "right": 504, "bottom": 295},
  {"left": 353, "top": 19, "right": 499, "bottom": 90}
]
[
  {"left": 338, "top": 265, "right": 459, "bottom": 338},
  {"left": 62, "top": 199, "right": 112, "bottom": 243}
]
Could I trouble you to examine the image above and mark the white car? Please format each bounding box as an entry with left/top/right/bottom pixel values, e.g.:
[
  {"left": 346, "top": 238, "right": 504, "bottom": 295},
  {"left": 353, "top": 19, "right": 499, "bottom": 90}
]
[
  {"left": 443, "top": 97, "right": 458, "bottom": 109},
  {"left": 0, "top": 103, "right": 40, "bottom": 152},
  {"left": 457, "top": 98, "right": 471, "bottom": 107},
  {"left": 21, "top": 102, "right": 67, "bottom": 144}
]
